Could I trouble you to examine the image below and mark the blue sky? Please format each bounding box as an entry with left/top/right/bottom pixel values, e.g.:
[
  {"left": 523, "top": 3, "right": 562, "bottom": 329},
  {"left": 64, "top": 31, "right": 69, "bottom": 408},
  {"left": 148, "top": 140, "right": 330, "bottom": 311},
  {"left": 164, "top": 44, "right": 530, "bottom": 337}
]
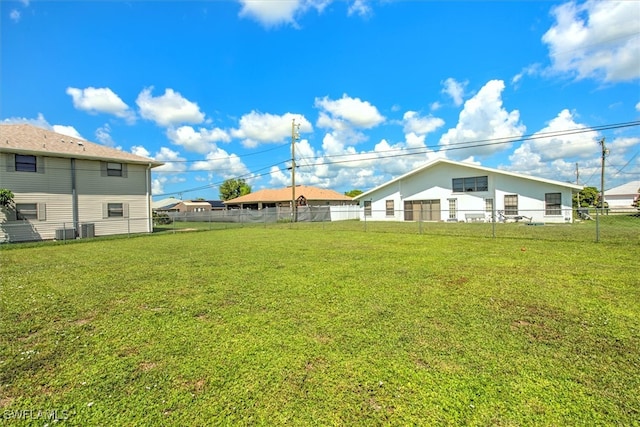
[{"left": 2, "top": 0, "right": 639, "bottom": 200}]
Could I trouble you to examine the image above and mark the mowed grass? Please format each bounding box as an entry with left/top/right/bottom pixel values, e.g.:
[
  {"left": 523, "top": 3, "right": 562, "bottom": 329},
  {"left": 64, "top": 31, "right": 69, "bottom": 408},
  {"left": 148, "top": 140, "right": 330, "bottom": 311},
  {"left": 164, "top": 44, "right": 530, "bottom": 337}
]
[{"left": 1, "top": 220, "right": 639, "bottom": 425}]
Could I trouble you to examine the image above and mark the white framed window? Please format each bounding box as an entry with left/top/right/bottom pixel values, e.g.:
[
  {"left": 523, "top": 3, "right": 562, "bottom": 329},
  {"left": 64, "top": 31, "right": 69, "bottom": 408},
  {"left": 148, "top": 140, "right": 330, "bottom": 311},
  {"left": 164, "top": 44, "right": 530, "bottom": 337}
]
[
  {"left": 385, "top": 200, "right": 394, "bottom": 216},
  {"left": 103, "top": 203, "right": 129, "bottom": 219},
  {"left": 545, "top": 193, "right": 562, "bottom": 215},
  {"left": 504, "top": 195, "right": 518, "bottom": 216},
  {"left": 101, "top": 162, "right": 128, "bottom": 178},
  {"left": 448, "top": 198, "right": 457, "bottom": 219},
  {"left": 452, "top": 176, "right": 488, "bottom": 192},
  {"left": 15, "top": 203, "right": 46, "bottom": 221},
  {"left": 364, "top": 200, "right": 372, "bottom": 217},
  {"left": 485, "top": 198, "right": 494, "bottom": 213}
]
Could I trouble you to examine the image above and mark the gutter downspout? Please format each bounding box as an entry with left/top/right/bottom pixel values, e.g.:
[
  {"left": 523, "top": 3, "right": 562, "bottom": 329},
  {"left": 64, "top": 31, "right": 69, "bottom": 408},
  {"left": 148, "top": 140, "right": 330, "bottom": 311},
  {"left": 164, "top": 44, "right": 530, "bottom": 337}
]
[{"left": 71, "top": 158, "right": 79, "bottom": 236}]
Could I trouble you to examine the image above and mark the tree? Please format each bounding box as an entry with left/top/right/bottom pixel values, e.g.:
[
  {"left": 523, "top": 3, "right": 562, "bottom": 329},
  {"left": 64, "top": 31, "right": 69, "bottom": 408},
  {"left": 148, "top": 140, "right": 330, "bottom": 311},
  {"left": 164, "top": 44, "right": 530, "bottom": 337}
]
[
  {"left": 573, "top": 186, "right": 599, "bottom": 207},
  {"left": 344, "top": 189, "right": 363, "bottom": 198},
  {"left": 219, "top": 179, "right": 251, "bottom": 201},
  {"left": 0, "top": 189, "right": 14, "bottom": 209}
]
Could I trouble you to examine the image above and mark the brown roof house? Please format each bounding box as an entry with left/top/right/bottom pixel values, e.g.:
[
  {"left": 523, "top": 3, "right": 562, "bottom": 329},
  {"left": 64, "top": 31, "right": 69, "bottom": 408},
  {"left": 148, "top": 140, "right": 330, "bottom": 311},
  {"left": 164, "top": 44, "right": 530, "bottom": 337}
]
[
  {"left": 223, "top": 185, "right": 355, "bottom": 210},
  {"left": 0, "top": 124, "right": 163, "bottom": 242}
]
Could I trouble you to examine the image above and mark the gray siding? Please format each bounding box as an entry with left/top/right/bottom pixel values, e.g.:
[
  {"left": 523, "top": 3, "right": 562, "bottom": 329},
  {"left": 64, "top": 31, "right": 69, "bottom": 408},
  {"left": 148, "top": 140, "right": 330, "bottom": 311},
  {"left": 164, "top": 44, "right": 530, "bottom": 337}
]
[{"left": 0, "top": 153, "right": 152, "bottom": 242}]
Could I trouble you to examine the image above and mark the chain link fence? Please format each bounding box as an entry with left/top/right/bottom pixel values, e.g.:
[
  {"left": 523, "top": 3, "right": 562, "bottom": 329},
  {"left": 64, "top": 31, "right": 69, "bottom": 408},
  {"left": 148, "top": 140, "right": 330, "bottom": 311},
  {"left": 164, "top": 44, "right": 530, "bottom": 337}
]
[{"left": 1, "top": 206, "right": 637, "bottom": 244}]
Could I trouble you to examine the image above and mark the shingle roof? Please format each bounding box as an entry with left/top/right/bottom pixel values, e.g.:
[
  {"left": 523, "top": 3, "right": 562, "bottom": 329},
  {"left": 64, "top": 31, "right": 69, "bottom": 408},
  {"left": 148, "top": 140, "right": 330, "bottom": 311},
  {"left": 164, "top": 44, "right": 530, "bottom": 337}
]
[
  {"left": 354, "top": 158, "right": 583, "bottom": 199},
  {"left": 224, "top": 185, "right": 353, "bottom": 204},
  {"left": 0, "top": 124, "right": 163, "bottom": 167},
  {"left": 605, "top": 180, "right": 640, "bottom": 196},
  {"left": 152, "top": 197, "right": 182, "bottom": 210}
]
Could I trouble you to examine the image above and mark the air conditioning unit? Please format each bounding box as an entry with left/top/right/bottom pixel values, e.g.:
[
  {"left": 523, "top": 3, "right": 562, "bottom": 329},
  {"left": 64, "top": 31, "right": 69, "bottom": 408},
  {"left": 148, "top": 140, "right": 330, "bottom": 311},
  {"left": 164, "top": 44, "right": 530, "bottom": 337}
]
[
  {"left": 55, "top": 228, "right": 76, "bottom": 240},
  {"left": 79, "top": 223, "right": 95, "bottom": 238}
]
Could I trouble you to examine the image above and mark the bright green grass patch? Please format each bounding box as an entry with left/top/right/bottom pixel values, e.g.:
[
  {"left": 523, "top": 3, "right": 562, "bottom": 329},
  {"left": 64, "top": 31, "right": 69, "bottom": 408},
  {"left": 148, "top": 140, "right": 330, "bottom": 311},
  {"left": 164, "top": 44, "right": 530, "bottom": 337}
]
[{"left": 0, "top": 225, "right": 638, "bottom": 425}]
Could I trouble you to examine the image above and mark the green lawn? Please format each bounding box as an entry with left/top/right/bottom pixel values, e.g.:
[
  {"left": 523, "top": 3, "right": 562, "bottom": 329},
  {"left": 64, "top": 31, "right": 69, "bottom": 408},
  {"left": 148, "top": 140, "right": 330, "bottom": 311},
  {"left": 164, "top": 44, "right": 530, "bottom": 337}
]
[{"left": 1, "top": 220, "right": 639, "bottom": 425}]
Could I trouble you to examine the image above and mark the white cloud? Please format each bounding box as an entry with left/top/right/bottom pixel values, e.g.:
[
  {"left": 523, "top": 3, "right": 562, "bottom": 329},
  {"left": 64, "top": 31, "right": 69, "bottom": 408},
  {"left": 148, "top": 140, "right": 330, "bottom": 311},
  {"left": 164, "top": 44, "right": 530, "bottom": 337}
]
[
  {"left": 636, "top": 102, "right": 640, "bottom": 112},
  {"left": 151, "top": 177, "right": 166, "bottom": 195},
  {"left": 191, "top": 148, "right": 250, "bottom": 179},
  {"left": 131, "top": 145, "right": 151, "bottom": 158},
  {"left": 402, "top": 111, "right": 444, "bottom": 136},
  {"left": 441, "top": 78, "right": 467, "bottom": 106},
  {"left": 95, "top": 123, "right": 116, "bottom": 147},
  {"left": 10, "top": 9, "right": 21, "bottom": 22},
  {"left": 66, "top": 87, "right": 135, "bottom": 123},
  {"left": 238, "top": 0, "right": 368, "bottom": 27},
  {"left": 2, "top": 114, "right": 88, "bottom": 141},
  {"left": 348, "top": 0, "right": 371, "bottom": 17},
  {"left": 238, "top": 0, "right": 302, "bottom": 27},
  {"left": 315, "top": 94, "right": 385, "bottom": 129},
  {"left": 167, "top": 125, "right": 231, "bottom": 154},
  {"left": 52, "top": 125, "right": 83, "bottom": 140},
  {"left": 511, "top": 64, "right": 542, "bottom": 87},
  {"left": 439, "top": 80, "right": 525, "bottom": 159},
  {"left": 2, "top": 113, "right": 51, "bottom": 128},
  {"left": 231, "top": 111, "right": 312, "bottom": 148},
  {"left": 516, "top": 109, "right": 599, "bottom": 162},
  {"left": 136, "top": 87, "right": 205, "bottom": 127},
  {"left": 150, "top": 147, "right": 188, "bottom": 173},
  {"left": 505, "top": 109, "right": 601, "bottom": 181},
  {"left": 543, "top": 0, "right": 640, "bottom": 82}
]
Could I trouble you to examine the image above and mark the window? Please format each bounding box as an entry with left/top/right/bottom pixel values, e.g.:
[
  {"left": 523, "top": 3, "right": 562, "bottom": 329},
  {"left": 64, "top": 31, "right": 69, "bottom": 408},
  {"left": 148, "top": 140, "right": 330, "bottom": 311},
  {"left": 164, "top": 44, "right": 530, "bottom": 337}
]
[
  {"left": 15, "top": 155, "right": 37, "bottom": 172},
  {"left": 385, "top": 200, "right": 394, "bottom": 216},
  {"left": 545, "top": 193, "right": 562, "bottom": 215},
  {"left": 107, "top": 203, "right": 124, "bottom": 218},
  {"left": 504, "top": 195, "right": 518, "bottom": 215},
  {"left": 485, "top": 198, "right": 494, "bottom": 213},
  {"left": 15, "top": 203, "right": 45, "bottom": 221},
  {"left": 107, "top": 162, "right": 123, "bottom": 176},
  {"left": 448, "top": 198, "right": 457, "bottom": 219},
  {"left": 101, "top": 162, "right": 127, "bottom": 177},
  {"left": 364, "top": 200, "right": 372, "bottom": 217},
  {"left": 452, "top": 176, "right": 488, "bottom": 192},
  {"left": 16, "top": 203, "right": 37, "bottom": 220}
]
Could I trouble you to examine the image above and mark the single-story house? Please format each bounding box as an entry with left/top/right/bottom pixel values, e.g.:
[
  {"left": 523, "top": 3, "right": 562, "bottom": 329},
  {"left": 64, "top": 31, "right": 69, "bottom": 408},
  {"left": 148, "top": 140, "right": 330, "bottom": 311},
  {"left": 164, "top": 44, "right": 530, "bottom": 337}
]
[
  {"left": 164, "top": 200, "right": 212, "bottom": 213},
  {"left": 604, "top": 180, "right": 640, "bottom": 209},
  {"left": 353, "top": 158, "right": 583, "bottom": 223},
  {"left": 206, "top": 200, "right": 226, "bottom": 210},
  {"left": 0, "top": 124, "right": 163, "bottom": 242},
  {"left": 223, "top": 185, "right": 356, "bottom": 210},
  {"left": 152, "top": 197, "right": 182, "bottom": 212}
]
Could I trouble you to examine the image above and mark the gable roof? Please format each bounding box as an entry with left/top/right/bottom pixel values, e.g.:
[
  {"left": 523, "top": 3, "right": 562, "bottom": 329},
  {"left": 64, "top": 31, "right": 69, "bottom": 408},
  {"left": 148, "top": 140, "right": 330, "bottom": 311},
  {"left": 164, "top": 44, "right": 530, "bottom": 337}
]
[
  {"left": 0, "top": 124, "right": 163, "bottom": 167},
  {"left": 354, "top": 158, "right": 583, "bottom": 199},
  {"left": 224, "top": 185, "right": 353, "bottom": 204},
  {"left": 605, "top": 180, "right": 640, "bottom": 196},
  {"left": 152, "top": 197, "right": 182, "bottom": 210}
]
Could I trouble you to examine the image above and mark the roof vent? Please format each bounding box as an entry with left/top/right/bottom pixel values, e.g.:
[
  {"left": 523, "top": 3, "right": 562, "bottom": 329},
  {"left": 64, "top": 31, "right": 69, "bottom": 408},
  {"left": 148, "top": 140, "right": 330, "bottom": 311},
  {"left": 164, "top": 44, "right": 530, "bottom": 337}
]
[
  {"left": 61, "top": 139, "right": 65, "bottom": 143},
  {"left": 78, "top": 141, "right": 84, "bottom": 146}
]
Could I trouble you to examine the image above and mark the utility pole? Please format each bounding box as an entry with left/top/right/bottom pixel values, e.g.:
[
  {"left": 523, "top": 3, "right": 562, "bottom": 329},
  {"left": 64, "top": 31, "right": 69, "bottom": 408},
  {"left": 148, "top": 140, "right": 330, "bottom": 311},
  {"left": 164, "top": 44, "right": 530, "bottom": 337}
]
[
  {"left": 291, "top": 119, "right": 300, "bottom": 222},
  {"left": 575, "top": 163, "right": 580, "bottom": 208},
  {"left": 596, "top": 138, "right": 607, "bottom": 242}
]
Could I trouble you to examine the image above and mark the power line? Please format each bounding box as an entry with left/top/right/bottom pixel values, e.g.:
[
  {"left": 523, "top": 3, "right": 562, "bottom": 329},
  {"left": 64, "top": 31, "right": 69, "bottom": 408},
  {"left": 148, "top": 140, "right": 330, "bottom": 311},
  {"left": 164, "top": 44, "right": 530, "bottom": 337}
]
[{"left": 156, "top": 120, "right": 640, "bottom": 197}]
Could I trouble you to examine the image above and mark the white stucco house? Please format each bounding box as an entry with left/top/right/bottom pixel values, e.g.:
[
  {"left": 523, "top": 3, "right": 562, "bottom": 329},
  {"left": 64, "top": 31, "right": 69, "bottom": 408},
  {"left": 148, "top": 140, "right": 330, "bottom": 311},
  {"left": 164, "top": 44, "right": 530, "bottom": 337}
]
[
  {"left": 353, "top": 158, "right": 583, "bottom": 224},
  {"left": 604, "top": 181, "right": 640, "bottom": 209},
  {"left": 0, "top": 124, "right": 163, "bottom": 242}
]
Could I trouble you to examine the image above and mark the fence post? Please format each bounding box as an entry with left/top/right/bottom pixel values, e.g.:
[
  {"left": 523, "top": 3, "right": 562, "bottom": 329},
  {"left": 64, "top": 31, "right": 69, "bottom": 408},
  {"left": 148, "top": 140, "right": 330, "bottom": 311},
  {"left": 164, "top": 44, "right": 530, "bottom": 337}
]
[
  {"left": 492, "top": 207, "right": 496, "bottom": 238},
  {"left": 363, "top": 208, "right": 367, "bottom": 232},
  {"left": 128, "top": 218, "right": 131, "bottom": 238}
]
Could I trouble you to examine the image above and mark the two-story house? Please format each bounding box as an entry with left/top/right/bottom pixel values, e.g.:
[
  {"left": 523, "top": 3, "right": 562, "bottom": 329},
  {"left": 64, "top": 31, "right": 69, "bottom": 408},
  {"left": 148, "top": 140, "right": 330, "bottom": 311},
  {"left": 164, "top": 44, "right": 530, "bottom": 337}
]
[{"left": 0, "top": 124, "right": 163, "bottom": 242}]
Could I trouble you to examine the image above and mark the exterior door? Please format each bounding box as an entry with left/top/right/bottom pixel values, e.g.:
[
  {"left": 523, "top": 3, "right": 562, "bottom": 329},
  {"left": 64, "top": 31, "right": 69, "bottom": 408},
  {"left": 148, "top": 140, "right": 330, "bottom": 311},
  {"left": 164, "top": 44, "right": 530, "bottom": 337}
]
[{"left": 404, "top": 200, "right": 441, "bottom": 221}]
